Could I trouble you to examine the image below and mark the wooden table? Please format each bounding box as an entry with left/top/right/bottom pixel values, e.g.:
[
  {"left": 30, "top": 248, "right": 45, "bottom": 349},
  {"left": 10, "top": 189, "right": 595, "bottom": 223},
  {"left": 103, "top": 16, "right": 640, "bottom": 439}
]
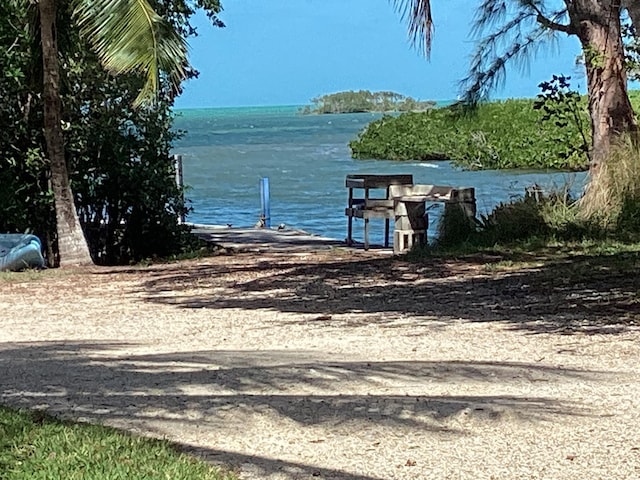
[{"left": 345, "top": 174, "right": 413, "bottom": 249}]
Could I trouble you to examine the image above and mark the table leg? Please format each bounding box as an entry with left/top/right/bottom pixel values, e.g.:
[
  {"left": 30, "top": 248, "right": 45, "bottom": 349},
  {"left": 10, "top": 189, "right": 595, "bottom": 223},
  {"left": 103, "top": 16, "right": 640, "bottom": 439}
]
[
  {"left": 347, "top": 187, "right": 353, "bottom": 245},
  {"left": 364, "top": 218, "right": 370, "bottom": 250},
  {"left": 384, "top": 219, "right": 390, "bottom": 248}
]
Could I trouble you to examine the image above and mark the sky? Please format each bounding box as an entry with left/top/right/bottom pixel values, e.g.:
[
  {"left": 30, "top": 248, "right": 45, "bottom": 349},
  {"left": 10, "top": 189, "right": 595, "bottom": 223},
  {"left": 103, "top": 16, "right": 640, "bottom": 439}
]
[{"left": 174, "top": 0, "right": 585, "bottom": 109}]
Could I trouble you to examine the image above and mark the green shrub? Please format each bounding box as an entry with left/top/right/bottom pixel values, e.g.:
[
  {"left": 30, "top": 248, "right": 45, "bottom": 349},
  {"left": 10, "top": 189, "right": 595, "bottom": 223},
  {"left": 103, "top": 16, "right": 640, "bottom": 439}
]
[
  {"left": 432, "top": 188, "right": 600, "bottom": 251},
  {"left": 351, "top": 93, "right": 640, "bottom": 170},
  {"left": 435, "top": 204, "right": 478, "bottom": 248},
  {"left": 478, "top": 196, "right": 549, "bottom": 244},
  {"left": 0, "top": 1, "right": 213, "bottom": 266},
  {"left": 579, "top": 135, "right": 640, "bottom": 239},
  {"left": 350, "top": 99, "right": 591, "bottom": 170}
]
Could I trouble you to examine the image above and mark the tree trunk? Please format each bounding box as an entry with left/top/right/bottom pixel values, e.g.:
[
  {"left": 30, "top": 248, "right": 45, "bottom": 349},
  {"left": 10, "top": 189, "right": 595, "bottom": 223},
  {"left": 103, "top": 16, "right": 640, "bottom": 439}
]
[
  {"left": 568, "top": 0, "right": 638, "bottom": 172},
  {"left": 38, "top": 0, "right": 93, "bottom": 267}
]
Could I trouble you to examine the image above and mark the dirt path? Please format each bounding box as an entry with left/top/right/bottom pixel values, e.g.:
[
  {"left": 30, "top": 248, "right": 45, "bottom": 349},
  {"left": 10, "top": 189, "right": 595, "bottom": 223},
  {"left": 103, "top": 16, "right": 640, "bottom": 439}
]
[{"left": 1, "top": 250, "right": 639, "bottom": 479}]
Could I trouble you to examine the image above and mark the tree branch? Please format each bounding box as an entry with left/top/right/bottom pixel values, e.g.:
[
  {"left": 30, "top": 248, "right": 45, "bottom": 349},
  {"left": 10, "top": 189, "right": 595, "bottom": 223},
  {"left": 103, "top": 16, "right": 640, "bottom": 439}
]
[{"left": 535, "top": 13, "right": 575, "bottom": 35}]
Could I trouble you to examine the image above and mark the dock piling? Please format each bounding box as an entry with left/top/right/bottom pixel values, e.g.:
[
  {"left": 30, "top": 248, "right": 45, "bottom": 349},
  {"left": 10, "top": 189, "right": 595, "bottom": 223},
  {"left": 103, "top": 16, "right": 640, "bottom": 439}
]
[
  {"left": 173, "top": 154, "right": 185, "bottom": 224},
  {"left": 260, "top": 177, "right": 271, "bottom": 228}
]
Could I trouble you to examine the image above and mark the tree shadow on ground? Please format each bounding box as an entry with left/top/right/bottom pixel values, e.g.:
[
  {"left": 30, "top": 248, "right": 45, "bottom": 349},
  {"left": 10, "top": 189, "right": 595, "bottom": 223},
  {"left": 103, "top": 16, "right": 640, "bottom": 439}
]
[
  {"left": 0, "top": 341, "right": 600, "bottom": 479},
  {"left": 140, "top": 250, "right": 639, "bottom": 335}
]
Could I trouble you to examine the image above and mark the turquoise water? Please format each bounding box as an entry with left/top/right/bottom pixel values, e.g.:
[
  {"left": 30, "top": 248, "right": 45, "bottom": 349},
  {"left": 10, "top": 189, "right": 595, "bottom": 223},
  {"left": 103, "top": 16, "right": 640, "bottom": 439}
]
[{"left": 173, "top": 106, "right": 585, "bottom": 244}]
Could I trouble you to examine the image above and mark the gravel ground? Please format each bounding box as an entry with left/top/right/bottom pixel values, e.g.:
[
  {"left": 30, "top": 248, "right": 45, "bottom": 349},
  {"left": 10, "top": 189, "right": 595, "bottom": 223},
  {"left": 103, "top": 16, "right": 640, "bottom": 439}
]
[{"left": 1, "top": 250, "right": 639, "bottom": 480}]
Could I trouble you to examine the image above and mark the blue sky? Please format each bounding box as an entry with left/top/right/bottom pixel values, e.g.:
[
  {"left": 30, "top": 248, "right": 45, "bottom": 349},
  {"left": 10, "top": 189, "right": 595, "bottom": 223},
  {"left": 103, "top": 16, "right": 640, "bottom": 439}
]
[{"left": 175, "top": 0, "right": 584, "bottom": 109}]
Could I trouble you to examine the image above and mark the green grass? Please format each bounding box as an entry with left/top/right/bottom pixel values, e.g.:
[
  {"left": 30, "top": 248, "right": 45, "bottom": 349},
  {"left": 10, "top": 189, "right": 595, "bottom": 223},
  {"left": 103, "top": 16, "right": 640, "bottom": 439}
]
[
  {"left": 0, "top": 406, "right": 237, "bottom": 480},
  {"left": 0, "top": 269, "right": 50, "bottom": 283}
]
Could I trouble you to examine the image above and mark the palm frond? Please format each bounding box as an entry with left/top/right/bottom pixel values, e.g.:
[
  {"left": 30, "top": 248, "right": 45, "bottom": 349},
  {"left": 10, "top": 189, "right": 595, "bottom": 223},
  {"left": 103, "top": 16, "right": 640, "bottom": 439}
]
[
  {"left": 71, "top": 0, "right": 188, "bottom": 107},
  {"left": 392, "top": 0, "right": 433, "bottom": 57}
]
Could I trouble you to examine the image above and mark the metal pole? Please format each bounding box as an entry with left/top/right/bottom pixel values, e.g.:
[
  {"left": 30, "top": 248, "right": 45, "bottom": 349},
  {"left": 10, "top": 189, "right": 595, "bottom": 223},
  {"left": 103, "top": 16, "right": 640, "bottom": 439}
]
[
  {"left": 173, "top": 154, "right": 185, "bottom": 224},
  {"left": 260, "top": 177, "right": 271, "bottom": 228}
]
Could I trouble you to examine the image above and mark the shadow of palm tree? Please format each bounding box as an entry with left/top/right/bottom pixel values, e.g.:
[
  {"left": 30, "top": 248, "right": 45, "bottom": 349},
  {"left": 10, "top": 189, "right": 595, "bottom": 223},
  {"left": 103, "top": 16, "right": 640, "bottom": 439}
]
[
  {"left": 139, "top": 251, "right": 639, "bottom": 334},
  {"left": 0, "top": 341, "right": 601, "bottom": 477}
]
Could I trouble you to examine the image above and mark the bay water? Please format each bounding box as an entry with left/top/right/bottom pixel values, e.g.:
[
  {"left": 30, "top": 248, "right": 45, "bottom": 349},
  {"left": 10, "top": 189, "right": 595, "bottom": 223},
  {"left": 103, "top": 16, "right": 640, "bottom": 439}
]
[{"left": 173, "top": 106, "right": 586, "bottom": 245}]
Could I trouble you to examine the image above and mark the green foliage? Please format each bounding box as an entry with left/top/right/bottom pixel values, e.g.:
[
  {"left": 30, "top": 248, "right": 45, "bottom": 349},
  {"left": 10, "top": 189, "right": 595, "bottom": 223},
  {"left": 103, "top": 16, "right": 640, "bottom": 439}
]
[
  {"left": 351, "top": 98, "right": 592, "bottom": 169},
  {"left": 0, "top": 0, "right": 222, "bottom": 265},
  {"left": 433, "top": 196, "right": 550, "bottom": 250},
  {"left": 435, "top": 204, "right": 477, "bottom": 248},
  {"left": 474, "top": 193, "right": 582, "bottom": 246},
  {"left": 0, "top": 0, "right": 55, "bottom": 254},
  {"left": 427, "top": 136, "right": 640, "bottom": 253},
  {"left": 351, "top": 90, "right": 640, "bottom": 170},
  {"left": 427, "top": 180, "right": 640, "bottom": 255},
  {"left": 60, "top": 40, "right": 191, "bottom": 263},
  {"left": 579, "top": 135, "right": 640, "bottom": 239},
  {"left": 71, "top": 0, "right": 189, "bottom": 107},
  {"left": 302, "top": 90, "right": 435, "bottom": 114},
  {"left": 533, "top": 75, "right": 591, "bottom": 165},
  {"left": 0, "top": 406, "right": 236, "bottom": 480}
]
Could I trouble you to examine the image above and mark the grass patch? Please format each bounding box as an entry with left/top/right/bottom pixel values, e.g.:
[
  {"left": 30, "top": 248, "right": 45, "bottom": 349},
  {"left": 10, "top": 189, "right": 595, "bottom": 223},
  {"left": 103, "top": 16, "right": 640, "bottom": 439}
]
[
  {"left": 0, "top": 268, "right": 57, "bottom": 283},
  {"left": 0, "top": 270, "right": 42, "bottom": 282},
  {"left": 579, "top": 135, "right": 640, "bottom": 234},
  {"left": 0, "top": 406, "right": 237, "bottom": 480}
]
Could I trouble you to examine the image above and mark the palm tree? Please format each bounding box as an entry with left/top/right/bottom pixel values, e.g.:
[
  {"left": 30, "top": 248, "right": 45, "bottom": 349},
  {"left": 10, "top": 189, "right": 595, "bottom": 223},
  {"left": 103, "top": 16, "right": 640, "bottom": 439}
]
[
  {"left": 394, "top": 0, "right": 638, "bottom": 172},
  {"left": 38, "top": 0, "right": 188, "bottom": 266}
]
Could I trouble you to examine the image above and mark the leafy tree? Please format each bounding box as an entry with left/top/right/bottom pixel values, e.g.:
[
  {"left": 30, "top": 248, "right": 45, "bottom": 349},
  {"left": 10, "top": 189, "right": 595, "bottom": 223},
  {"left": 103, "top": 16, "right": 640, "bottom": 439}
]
[
  {"left": 0, "top": 1, "right": 222, "bottom": 266},
  {"left": 37, "top": 0, "right": 190, "bottom": 267},
  {"left": 0, "top": 1, "right": 56, "bottom": 257},
  {"left": 393, "top": 0, "right": 638, "bottom": 171}
]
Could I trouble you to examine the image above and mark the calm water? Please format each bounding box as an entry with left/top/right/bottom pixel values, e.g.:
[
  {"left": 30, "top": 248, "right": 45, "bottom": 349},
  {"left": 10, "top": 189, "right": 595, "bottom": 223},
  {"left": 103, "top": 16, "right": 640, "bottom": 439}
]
[{"left": 173, "top": 106, "right": 585, "bottom": 244}]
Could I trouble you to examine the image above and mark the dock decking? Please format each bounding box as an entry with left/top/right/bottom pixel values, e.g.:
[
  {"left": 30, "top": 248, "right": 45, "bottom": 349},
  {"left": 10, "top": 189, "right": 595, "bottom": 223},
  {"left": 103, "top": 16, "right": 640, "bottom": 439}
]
[{"left": 191, "top": 225, "right": 360, "bottom": 253}]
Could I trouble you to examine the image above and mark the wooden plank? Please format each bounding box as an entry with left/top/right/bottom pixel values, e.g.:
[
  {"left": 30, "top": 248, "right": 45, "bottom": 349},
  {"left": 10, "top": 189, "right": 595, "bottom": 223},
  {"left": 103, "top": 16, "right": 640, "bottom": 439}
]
[
  {"left": 396, "top": 194, "right": 451, "bottom": 202},
  {"left": 364, "top": 199, "right": 394, "bottom": 209},
  {"left": 389, "top": 184, "right": 455, "bottom": 200},
  {"left": 345, "top": 208, "right": 395, "bottom": 219},
  {"left": 346, "top": 174, "right": 413, "bottom": 189}
]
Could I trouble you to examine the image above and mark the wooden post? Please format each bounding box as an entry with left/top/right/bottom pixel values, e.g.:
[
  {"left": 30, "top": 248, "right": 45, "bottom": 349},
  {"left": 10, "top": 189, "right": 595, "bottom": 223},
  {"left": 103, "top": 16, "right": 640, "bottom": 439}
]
[
  {"left": 384, "top": 186, "right": 390, "bottom": 248},
  {"left": 444, "top": 188, "right": 476, "bottom": 238},
  {"left": 173, "top": 154, "right": 185, "bottom": 224},
  {"left": 364, "top": 187, "right": 370, "bottom": 250},
  {"left": 457, "top": 187, "right": 476, "bottom": 220},
  {"left": 260, "top": 177, "right": 271, "bottom": 228},
  {"left": 347, "top": 186, "right": 353, "bottom": 245}
]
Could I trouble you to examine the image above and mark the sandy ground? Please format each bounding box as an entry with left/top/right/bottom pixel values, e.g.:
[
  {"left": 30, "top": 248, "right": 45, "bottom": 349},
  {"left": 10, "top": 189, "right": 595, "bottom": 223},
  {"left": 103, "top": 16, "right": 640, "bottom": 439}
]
[{"left": 1, "top": 249, "right": 639, "bottom": 480}]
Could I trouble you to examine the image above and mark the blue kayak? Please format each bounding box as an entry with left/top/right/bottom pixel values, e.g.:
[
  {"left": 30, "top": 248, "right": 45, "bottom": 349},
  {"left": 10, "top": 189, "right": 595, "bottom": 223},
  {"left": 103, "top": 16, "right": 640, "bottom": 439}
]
[{"left": 0, "top": 234, "right": 45, "bottom": 271}]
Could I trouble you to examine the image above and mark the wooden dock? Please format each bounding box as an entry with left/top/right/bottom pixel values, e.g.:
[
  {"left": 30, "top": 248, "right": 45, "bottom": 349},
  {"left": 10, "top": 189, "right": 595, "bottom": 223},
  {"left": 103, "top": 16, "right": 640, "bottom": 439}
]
[{"left": 191, "top": 225, "right": 356, "bottom": 253}]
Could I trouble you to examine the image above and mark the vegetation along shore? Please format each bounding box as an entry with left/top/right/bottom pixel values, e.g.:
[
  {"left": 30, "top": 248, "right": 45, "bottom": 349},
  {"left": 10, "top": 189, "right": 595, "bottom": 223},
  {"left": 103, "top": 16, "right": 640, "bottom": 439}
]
[
  {"left": 350, "top": 85, "right": 640, "bottom": 171},
  {"left": 300, "top": 90, "right": 436, "bottom": 114}
]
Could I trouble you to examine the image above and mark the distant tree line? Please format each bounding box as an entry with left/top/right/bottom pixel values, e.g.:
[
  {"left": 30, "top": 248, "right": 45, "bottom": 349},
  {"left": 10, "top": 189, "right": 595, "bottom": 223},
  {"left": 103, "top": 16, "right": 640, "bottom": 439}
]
[{"left": 301, "top": 90, "right": 436, "bottom": 114}]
